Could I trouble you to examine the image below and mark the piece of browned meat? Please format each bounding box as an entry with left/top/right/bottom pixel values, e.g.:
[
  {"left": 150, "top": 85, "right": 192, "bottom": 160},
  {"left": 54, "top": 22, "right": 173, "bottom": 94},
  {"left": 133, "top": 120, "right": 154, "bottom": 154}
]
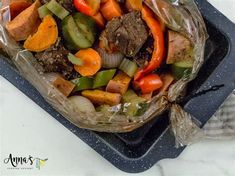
[
  {"left": 166, "top": 30, "right": 193, "bottom": 64},
  {"left": 105, "top": 11, "right": 148, "bottom": 57},
  {"left": 35, "top": 43, "right": 73, "bottom": 79}
]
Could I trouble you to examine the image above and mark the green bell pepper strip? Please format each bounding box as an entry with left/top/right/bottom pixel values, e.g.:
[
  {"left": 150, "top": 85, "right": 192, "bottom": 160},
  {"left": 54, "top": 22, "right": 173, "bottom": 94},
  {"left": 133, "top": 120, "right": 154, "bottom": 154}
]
[
  {"left": 93, "top": 69, "right": 116, "bottom": 89},
  {"left": 71, "top": 77, "right": 94, "bottom": 92}
]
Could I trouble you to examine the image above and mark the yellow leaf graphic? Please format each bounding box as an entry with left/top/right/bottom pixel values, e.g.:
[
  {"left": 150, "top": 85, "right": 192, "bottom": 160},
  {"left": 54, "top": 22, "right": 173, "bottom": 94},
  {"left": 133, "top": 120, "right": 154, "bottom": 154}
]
[{"left": 39, "top": 159, "right": 48, "bottom": 168}]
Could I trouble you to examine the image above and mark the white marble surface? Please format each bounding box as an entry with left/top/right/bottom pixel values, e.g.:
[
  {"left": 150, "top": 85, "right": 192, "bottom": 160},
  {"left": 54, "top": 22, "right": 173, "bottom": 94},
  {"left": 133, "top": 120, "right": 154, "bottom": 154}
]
[{"left": 1, "top": 1, "right": 235, "bottom": 175}]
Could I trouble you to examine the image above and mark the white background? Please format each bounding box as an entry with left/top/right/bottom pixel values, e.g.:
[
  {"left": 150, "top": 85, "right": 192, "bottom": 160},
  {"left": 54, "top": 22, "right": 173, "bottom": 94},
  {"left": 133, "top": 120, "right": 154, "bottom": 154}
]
[{"left": 1, "top": 1, "right": 235, "bottom": 175}]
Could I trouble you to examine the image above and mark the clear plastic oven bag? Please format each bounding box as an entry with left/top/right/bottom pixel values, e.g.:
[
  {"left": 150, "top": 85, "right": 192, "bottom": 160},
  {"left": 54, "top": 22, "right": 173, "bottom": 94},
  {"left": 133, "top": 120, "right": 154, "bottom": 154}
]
[{"left": 0, "top": 0, "right": 208, "bottom": 145}]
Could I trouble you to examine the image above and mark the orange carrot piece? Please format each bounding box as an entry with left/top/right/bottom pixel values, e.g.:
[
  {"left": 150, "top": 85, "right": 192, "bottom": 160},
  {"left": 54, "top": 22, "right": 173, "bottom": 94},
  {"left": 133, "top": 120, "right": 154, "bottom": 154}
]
[
  {"left": 86, "top": 0, "right": 101, "bottom": 15},
  {"left": 125, "top": 0, "right": 142, "bottom": 11},
  {"left": 100, "top": 0, "right": 122, "bottom": 21},
  {"left": 74, "top": 48, "right": 102, "bottom": 77},
  {"left": 91, "top": 12, "right": 106, "bottom": 28}
]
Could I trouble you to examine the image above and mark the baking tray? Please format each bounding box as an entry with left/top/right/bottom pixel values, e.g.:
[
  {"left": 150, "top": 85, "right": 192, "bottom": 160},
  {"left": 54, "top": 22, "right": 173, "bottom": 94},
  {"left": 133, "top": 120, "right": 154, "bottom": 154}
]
[{"left": 1, "top": 0, "right": 235, "bottom": 173}]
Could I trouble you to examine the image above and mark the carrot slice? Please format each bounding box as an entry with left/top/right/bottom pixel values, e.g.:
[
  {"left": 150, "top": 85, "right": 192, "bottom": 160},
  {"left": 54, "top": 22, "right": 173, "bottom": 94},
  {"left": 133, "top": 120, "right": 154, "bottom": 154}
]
[
  {"left": 86, "top": 0, "right": 101, "bottom": 15},
  {"left": 74, "top": 48, "right": 102, "bottom": 77},
  {"left": 100, "top": 0, "right": 122, "bottom": 21},
  {"left": 91, "top": 12, "right": 105, "bottom": 28},
  {"left": 125, "top": 0, "right": 142, "bottom": 11}
]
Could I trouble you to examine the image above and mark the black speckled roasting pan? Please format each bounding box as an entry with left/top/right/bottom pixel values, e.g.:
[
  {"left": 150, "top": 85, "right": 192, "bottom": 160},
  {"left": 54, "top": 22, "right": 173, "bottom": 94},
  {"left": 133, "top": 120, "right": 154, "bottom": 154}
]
[{"left": 1, "top": 0, "right": 235, "bottom": 173}]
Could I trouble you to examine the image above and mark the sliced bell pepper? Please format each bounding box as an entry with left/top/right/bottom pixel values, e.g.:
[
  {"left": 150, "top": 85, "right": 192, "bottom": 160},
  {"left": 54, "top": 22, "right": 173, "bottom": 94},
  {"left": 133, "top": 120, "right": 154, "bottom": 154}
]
[
  {"left": 93, "top": 69, "right": 116, "bottom": 88},
  {"left": 134, "top": 5, "right": 165, "bottom": 81},
  {"left": 71, "top": 77, "right": 94, "bottom": 92},
  {"left": 73, "top": 0, "right": 100, "bottom": 16},
  {"left": 134, "top": 74, "right": 163, "bottom": 94}
]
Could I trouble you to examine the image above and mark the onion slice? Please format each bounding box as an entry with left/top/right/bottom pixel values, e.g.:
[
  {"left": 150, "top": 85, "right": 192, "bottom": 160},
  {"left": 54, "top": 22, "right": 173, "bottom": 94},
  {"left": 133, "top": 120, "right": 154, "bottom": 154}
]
[
  {"left": 96, "top": 48, "right": 124, "bottom": 68},
  {"left": 69, "top": 96, "right": 96, "bottom": 113}
]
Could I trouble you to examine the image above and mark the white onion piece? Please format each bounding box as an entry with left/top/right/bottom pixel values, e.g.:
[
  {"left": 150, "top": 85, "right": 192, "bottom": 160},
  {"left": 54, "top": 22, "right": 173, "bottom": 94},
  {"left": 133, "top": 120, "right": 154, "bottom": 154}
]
[
  {"left": 69, "top": 96, "right": 96, "bottom": 113},
  {"left": 97, "top": 48, "right": 124, "bottom": 68}
]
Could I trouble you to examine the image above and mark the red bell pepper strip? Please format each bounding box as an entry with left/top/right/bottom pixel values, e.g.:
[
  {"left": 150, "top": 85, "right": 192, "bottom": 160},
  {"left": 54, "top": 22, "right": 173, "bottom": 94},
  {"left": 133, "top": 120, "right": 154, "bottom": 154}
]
[
  {"left": 134, "top": 74, "right": 163, "bottom": 94},
  {"left": 73, "top": 0, "right": 95, "bottom": 16},
  {"left": 134, "top": 5, "right": 165, "bottom": 81}
]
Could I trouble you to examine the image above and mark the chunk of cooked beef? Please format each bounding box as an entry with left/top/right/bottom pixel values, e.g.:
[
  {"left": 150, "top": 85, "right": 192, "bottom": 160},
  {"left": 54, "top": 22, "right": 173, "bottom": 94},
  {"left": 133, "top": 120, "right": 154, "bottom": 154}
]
[
  {"left": 35, "top": 43, "right": 73, "bottom": 79},
  {"left": 105, "top": 11, "right": 148, "bottom": 57},
  {"left": 166, "top": 30, "right": 193, "bottom": 64}
]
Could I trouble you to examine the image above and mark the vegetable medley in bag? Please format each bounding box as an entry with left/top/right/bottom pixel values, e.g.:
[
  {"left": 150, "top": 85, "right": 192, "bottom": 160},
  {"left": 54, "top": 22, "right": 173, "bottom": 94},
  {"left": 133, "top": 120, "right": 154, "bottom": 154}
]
[{"left": 0, "top": 0, "right": 207, "bottom": 133}]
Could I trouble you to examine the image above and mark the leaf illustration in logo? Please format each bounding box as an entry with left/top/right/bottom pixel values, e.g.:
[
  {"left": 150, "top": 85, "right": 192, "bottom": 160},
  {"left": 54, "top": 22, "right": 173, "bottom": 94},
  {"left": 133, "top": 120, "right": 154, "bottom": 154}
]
[{"left": 39, "top": 159, "right": 48, "bottom": 167}]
